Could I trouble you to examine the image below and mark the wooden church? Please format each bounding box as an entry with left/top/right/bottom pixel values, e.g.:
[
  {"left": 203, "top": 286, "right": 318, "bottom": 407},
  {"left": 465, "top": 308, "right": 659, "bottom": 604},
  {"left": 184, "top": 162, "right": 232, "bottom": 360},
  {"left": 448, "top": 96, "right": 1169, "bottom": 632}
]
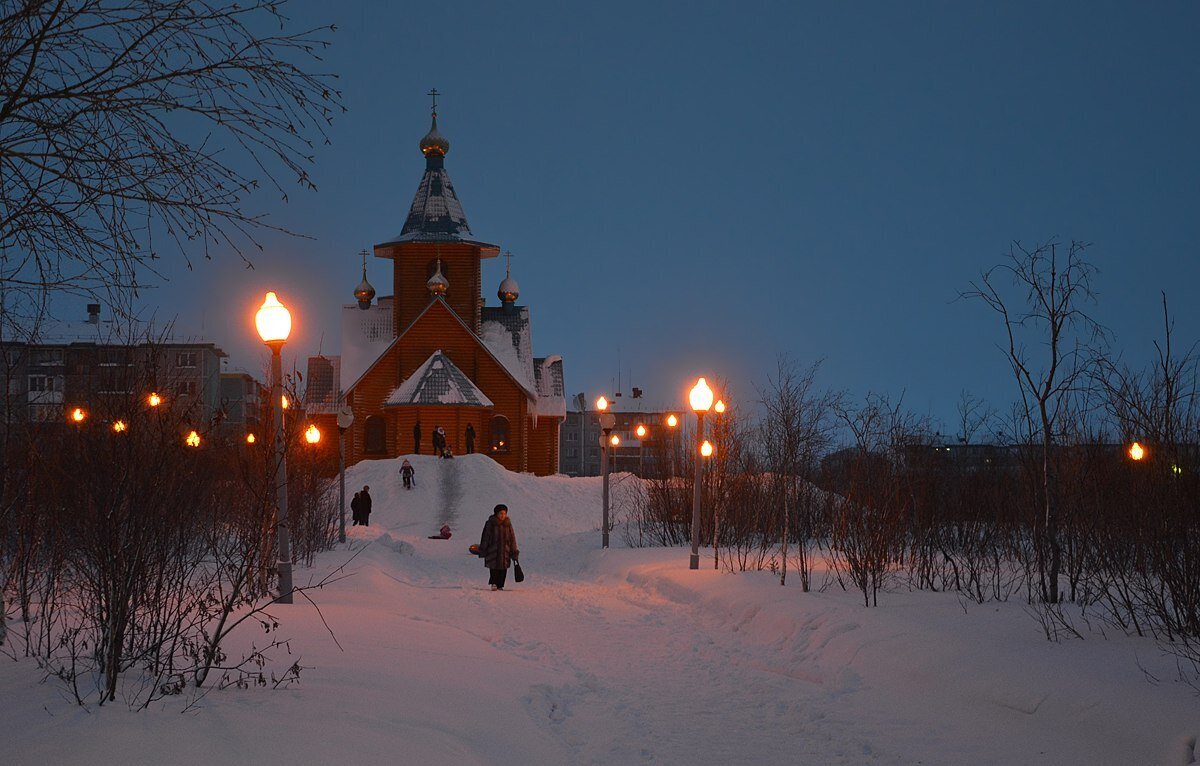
[{"left": 317, "top": 100, "right": 565, "bottom": 475}]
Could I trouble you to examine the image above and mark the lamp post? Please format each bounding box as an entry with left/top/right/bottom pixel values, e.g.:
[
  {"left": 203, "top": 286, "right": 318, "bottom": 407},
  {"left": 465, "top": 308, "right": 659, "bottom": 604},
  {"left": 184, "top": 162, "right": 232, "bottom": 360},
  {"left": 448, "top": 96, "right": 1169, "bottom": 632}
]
[
  {"left": 712, "top": 399, "right": 725, "bottom": 570},
  {"left": 665, "top": 413, "right": 679, "bottom": 478},
  {"left": 256, "top": 291, "right": 294, "bottom": 604},
  {"left": 636, "top": 423, "right": 647, "bottom": 477},
  {"left": 689, "top": 377, "right": 714, "bottom": 569},
  {"left": 337, "top": 407, "right": 354, "bottom": 543},
  {"left": 597, "top": 396, "right": 616, "bottom": 548}
]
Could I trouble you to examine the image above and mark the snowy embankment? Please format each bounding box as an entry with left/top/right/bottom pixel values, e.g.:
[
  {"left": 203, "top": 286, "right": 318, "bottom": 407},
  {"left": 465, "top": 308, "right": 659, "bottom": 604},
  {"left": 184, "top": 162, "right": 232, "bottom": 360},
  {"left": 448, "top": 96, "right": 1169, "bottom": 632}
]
[{"left": 3, "top": 453, "right": 1198, "bottom": 765}]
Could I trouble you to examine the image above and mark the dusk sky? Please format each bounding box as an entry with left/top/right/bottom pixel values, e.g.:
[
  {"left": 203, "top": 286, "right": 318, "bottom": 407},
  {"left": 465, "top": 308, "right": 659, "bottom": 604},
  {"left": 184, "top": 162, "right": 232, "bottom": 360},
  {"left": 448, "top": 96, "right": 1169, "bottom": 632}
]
[{"left": 66, "top": 1, "right": 1200, "bottom": 434}]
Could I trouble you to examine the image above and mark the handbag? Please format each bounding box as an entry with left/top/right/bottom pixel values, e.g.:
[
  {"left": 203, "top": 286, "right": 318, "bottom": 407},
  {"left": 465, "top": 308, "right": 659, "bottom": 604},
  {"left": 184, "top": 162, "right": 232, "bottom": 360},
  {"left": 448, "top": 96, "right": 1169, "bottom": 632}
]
[{"left": 513, "top": 558, "right": 525, "bottom": 583}]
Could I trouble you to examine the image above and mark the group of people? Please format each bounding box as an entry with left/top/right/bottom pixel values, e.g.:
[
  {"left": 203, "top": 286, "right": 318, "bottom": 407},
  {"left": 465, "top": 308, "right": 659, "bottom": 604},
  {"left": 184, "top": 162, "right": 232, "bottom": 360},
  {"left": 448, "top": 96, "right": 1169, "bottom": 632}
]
[
  {"left": 412, "top": 420, "right": 476, "bottom": 459},
  {"left": 350, "top": 485, "right": 372, "bottom": 526}
]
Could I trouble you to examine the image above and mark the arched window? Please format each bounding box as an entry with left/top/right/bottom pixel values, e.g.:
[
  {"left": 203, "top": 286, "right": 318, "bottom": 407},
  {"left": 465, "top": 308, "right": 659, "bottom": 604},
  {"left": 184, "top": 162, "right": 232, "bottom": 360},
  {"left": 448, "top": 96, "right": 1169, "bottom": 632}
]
[
  {"left": 364, "top": 415, "right": 387, "bottom": 454},
  {"left": 489, "top": 415, "right": 510, "bottom": 453}
]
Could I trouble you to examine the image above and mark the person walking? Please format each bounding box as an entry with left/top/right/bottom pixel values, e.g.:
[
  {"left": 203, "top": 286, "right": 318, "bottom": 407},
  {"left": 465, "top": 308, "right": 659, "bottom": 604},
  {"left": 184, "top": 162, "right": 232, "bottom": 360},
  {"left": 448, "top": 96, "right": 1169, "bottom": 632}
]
[
  {"left": 350, "top": 490, "right": 363, "bottom": 526},
  {"left": 432, "top": 425, "right": 444, "bottom": 456},
  {"left": 478, "top": 504, "right": 518, "bottom": 591},
  {"left": 465, "top": 423, "right": 476, "bottom": 454},
  {"left": 413, "top": 420, "right": 422, "bottom": 455},
  {"left": 359, "top": 485, "right": 373, "bottom": 526},
  {"left": 400, "top": 459, "right": 415, "bottom": 489}
]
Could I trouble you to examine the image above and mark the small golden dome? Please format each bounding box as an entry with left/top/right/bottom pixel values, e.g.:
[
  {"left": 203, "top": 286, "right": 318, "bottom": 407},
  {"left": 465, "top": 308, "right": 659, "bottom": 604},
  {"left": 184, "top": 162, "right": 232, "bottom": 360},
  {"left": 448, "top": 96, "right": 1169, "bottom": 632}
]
[
  {"left": 419, "top": 113, "right": 449, "bottom": 158},
  {"left": 498, "top": 276, "right": 519, "bottom": 304},
  {"left": 427, "top": 259, "right": 448, "bottom": 296},
  {"left": 354, "top": 249, "right": 375, "bottom": 309}
]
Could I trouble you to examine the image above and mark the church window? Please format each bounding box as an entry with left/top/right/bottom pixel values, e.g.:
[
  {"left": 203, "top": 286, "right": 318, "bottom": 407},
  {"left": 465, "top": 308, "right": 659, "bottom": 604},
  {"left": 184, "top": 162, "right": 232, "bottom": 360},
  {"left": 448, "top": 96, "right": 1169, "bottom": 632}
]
[
  {"left": 489, "top": 415, "right": 510, "bottom": 453},
  {"left": 364, "top": 415, "right": 387, "bottom": 454}
]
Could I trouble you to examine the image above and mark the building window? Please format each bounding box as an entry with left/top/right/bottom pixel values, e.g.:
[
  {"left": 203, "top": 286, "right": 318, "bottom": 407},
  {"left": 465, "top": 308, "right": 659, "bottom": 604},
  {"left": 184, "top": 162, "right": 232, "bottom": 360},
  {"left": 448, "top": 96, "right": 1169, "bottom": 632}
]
[
  {"left": 176, "top": 351, "right": 198, "bottom": 368},
  {"left": 32, "top": 349, "right": 63, "bottom": 366},
  {"left": 489, "top": 415, "right": 510, "bottom": 453},
  {"left": 28, "top": 374, "right": 56, "bottom": 393},
  {"left": 567, "top": 431, "right": 578, "bottom": 441},
  {"left": 589, "top": 448, "right": 599, "bottom": 458},
  {"left": 566, "top": 447, "right": 578, "bottom": 458},
  {"left": 364, "top": 415, "right": 386, "bottom": 454},
  {"left": 177, "top": 381, "right": 197, "bottom": 397},
  {"left": 99, "top": 348, "right": 133, "bottom": 366}
]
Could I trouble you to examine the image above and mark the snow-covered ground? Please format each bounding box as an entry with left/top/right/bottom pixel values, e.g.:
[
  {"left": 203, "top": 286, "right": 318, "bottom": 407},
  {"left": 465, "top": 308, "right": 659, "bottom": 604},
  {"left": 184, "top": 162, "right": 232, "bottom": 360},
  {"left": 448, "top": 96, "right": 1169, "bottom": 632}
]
[{"left": 3, "top": 453, "right": 1198, "bottom": 765}]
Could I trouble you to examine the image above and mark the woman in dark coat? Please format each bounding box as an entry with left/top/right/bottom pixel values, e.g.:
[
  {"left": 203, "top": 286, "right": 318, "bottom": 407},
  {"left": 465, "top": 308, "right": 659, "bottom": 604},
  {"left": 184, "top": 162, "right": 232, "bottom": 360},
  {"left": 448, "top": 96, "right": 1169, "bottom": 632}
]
[{"left": 478, "top": 504, "right": 519, "bottom": 590}]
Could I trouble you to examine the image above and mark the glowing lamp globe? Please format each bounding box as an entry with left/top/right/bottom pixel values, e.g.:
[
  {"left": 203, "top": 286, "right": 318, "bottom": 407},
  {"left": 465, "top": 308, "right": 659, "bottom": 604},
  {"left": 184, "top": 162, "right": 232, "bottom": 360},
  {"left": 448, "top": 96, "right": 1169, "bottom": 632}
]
[
  {"left": 281, "top": 394, "right": 289, "bottom": 410},
  {"left": 186, "top": 430, "right": 201, "bottom": 448},
  {"left": 715, "top": 400, "right": 726, "bottom": 414},
  {"left": 1128, "top": 442, "right": 1146, "bottom": 461},
  {"left": 689, "top": 377, "right": 714, "bottom": 413},
  {"left": 70, "top": 407, "right": 86, "bottom": 423},
  {"left": 147, "top": 392, "right": 162, "bottom": 407},
  {"left": 246, "top": 433, "right": 256, "bottom": 444},
  {"left": 701, "top": 440, "right": 714, "bottom": 458},
  {"left": 305, "top": 424, "right": 321, "bottom": 444},
  {"left": 112, "top": 420, "right": 127, "bottom": 433},
  {"left": 610, "top": 434, "right": 620, "bottom": 447},
  {"left": 636, "top": 424, "right": 647, "bottom": 439},
  {"left": 255, "top": 291, "right": 292, "bottom": 344},
  {"left": 596, "top": 396, "right": 608, "bottom": 412},
  {"left": 666, "top": 414, "right": 679, "bottom": 428}
]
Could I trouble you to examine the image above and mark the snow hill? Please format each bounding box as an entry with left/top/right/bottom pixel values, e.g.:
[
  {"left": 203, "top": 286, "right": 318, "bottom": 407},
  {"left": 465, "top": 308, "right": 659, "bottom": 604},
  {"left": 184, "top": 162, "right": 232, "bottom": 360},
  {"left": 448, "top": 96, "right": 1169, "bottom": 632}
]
[{"left": 4, "top": 453, "right": 1199, "bottom": 765}]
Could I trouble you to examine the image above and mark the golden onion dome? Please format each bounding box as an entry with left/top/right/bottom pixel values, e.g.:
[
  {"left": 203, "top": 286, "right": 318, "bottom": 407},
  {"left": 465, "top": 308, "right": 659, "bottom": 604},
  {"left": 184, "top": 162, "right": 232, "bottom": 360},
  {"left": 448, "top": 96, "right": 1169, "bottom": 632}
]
[
  {"left": 498, "top": 275, "right": 520, "bottom": 304},
  {"left": 419, "top": 113, "right": 450, "bottom": 158},
  {"left": 427, "top": 259, "right": 448, "bottom": 296},
  {"left": 354, "top": 249, "right": 375, "bottom": 309}
]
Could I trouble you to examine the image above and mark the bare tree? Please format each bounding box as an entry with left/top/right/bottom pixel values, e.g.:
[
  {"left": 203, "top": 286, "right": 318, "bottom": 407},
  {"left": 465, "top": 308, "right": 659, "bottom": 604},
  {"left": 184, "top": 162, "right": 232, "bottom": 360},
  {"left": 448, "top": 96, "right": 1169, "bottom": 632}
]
[
  {"left": 965, "top": 240, "right": 1103, "bottom": 603},
  {"left": 0, "top": 0, "right": 342, "bottom": 314}
]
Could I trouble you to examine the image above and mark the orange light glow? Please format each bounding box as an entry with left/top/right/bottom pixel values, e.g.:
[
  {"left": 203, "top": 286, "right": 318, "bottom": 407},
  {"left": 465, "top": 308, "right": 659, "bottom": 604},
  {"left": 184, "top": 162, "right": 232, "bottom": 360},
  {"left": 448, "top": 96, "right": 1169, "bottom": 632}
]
[
  {"left": 246, "top": 433, "right": 256, "bottom": 444},
  {"left": 636, "top": 424, "right": 647, "bottom": 439},
  {"left": 255, "top": 291, "right": 292, "bottom": 344},
  {"left": 281, "top": 394, "right": 289, "bottom": 410},
  {"left": 714, "top": 400, "right": 726, "bottom": 414},
  {"left": 596, "top": 396, "right": 608, "bottom": 412},
  {"left": 304, "top": 424, "right": 321, "bottom": 444},
  {"left": 666, "top": 414, "right": 678, "bottom": 428},
  {"left": 610, "top": 434, "right": 620, "bottom": 447},
  {"left": 701, "top": 440, "right": 714, "bottom": 457},
  {"left": 147, "top": 392, "right": 162, "bottom": 407},
  {"left": 689, "top": 377, "right": 714, "bottom": 413},
  {"left": 70, "top": 407, "right": 86, "bottom": 423},
  {"left": 1128, "top": 442, "right": 1146, "bottom": 461},
  {"left": 186, "top": 430, "right": 201, "bottom": 448},
  {"left": 112, "top": 420, "right": 127, "bottom": 433}
]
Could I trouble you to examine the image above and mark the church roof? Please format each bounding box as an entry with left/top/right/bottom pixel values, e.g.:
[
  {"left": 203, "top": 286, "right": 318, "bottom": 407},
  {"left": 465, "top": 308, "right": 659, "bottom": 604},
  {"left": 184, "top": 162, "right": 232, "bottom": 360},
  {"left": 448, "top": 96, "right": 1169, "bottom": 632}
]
[{"left": 384, "top": 349, "right": 494, "bottom": 408}]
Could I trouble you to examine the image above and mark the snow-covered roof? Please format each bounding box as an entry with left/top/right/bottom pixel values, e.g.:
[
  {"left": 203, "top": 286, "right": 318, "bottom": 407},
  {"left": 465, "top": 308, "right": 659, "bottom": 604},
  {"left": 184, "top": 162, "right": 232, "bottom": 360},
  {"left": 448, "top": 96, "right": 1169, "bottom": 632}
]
[
  {"left": 24, "top": 319, "right": 223, "bottom": 350},
  {"left": 340, "top": 299, "right": 394, "bottom": 392},
  {"left": 533, "top": 355, "right": 567, "bottom": 419},
  {"left": 480, "top": 306, "right": 535, "bottom": 393},
  {"left": 384, "top": 350, "right": 494, "bottom": 408}
]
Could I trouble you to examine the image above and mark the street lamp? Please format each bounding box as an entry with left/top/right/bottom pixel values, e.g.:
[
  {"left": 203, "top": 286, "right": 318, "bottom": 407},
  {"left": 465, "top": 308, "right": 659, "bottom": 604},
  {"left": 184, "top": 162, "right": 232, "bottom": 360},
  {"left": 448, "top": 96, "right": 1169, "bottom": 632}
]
[
  {"left": 147, "top": 392, "right": 162, "bottom": 408},
  {"left": 256, "top": 290, "right": 294, "bottom": 604},
  {"left": 336, "top": 407, "right": 354, "bottom": 543},
  {"left": 689, "top": 377, "right": 714, "bottom": 569},
  {"left": 246, "top": 433, "right": 256, "bottom": 445},
  {"left": 70, "top": 406, "right": 86, "bottom": 424},
  {"left": 186, "top": 430, "right": 201, "bottom": 448},
  {"left": 596, "top": 395, "right": 616, "bottom": 548},
  {"left": 112, "top": 420, "right": 127, "bottom": 433},
  {"left": 636, "top": 424, "right": 647, "bottom": 476},
  {"left": 304, "top": 424, "right": 321, "bottom": 444},
  {"left": 1128, "top": 441, "right": 1146, "bottom": 461}
]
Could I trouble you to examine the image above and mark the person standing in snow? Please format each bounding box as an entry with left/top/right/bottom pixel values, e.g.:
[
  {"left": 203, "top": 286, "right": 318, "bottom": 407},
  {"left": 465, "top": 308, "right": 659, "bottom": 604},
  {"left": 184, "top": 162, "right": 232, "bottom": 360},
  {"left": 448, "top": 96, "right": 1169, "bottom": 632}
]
[
  {"left": 432, "top": 425, "right": 444, "bottom": 456},
  {"left": 400, "top": 459, "right": 415, "bottom": 489},
  {"left": 350, "top": 491, "right": 363, "bottom": 526},
  {"left": 359, "top": 485, "right": 373, "bottom": 526},
  {"left": 465, "top": 423, "right": 476, "bottom": 454},
  {"left": 413, "top": 420, "right": 422, "bottom": 455},
  {"left": 478, "top": 504, "right": 518, "bottom": 591}
]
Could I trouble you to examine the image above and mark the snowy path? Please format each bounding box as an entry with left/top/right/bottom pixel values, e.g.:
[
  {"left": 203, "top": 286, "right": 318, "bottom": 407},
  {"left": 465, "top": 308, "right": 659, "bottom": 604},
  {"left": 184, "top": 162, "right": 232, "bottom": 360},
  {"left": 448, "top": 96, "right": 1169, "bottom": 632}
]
[{"left": 4, "top": 453, "right": 1198, "bottom": 766}]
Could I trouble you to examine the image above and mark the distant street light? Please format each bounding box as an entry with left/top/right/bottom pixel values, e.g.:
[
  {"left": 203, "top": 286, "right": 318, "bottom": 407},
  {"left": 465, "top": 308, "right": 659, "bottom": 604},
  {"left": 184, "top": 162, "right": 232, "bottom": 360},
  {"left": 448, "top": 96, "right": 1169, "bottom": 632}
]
[
  {"left": 304, "top": 424, "right": 321, "bottom": 444},
  {"left": 70, "top": 407, "right": 86, "bottom": 424},
  {"left": 1128, "top": 441, "right": 1146, "bottom": 461},
  {"left": 714, "top": 400, "right": 725, "bottom": 414},
  {"left": 666, "top": 413, "right": 678, "bottom": 428},
  {"left": 256, "top": 290, "right": 294, "bottom": 604},
  {"left": 596, "top": 395, "right": 616, "bottom": 548},
  {"left": 112, "top": 420, "right": 127, "bottom": 433},
  {"left": 336, "top": 407, "right": 355, "bottom": 543},
  {"left": 689, "top": 377, "right": 714, "bottom": 570},
  {"left": 246, "top": 433, "right": 256, "bottom": 445},
  {"left": 701, "top": 440, "right": 714, "bottom": 457},
  {"left": 636, "top": 424, "right": 647, "bottom": 476},
  {"left": 147, "top": 392, "right": 162, "bottom": 408},
  {"left": 186, "top": 430, "right": 201, "bottom": 448}
]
